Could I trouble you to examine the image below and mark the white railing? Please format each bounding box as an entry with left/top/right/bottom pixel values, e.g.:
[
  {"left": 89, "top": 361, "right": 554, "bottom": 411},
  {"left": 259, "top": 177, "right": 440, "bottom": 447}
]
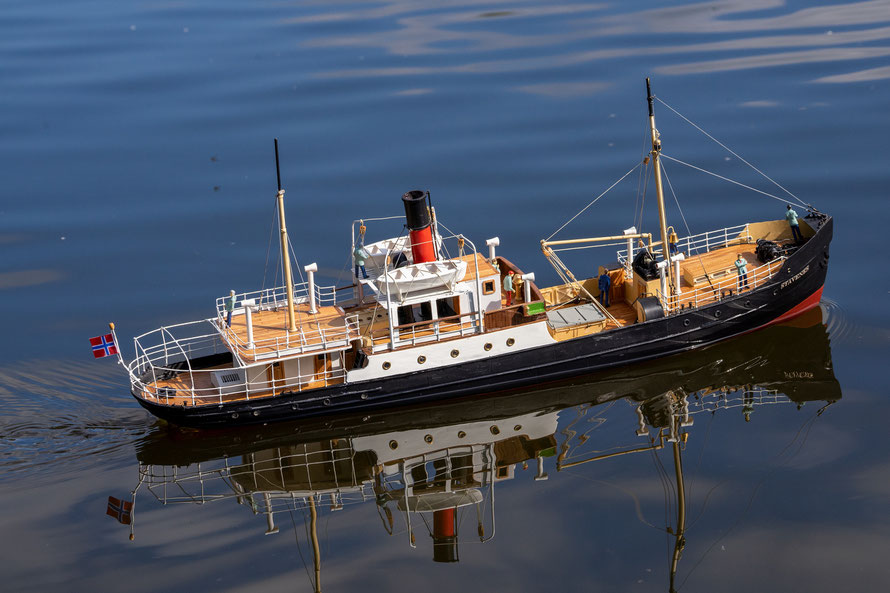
[
  {"left": 129, "top": 357, "right": 348, "bottom": 407},
  {"left": 214, "top": 282, "right": 338, "bottom": 320},
  {"left": 127, "top": 319, "right": 352, "bottom": 406},
  {"left": 221, "top": 313, "right": 361, "bottom": 361},
  {"left": 618, "top": 224, "right": 753, "bottom": 270},
  {"left": 368, "top": 311, "right": 482, "bottom": 353},
  {"left": 656, "top": 257, "right": 785, "bottom": 314}
]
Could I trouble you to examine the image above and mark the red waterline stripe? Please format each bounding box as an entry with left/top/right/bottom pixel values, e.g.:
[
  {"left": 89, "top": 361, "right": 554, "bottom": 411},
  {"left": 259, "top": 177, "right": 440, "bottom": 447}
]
[{"left": 761, "top": 285, "right": 824, "bottom": 329}]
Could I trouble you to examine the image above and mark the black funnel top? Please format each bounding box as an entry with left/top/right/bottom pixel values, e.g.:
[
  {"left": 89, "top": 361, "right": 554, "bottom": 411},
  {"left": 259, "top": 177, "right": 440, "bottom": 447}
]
[{"left": 402, "top": 190, "right": 431, "bottom": 231}]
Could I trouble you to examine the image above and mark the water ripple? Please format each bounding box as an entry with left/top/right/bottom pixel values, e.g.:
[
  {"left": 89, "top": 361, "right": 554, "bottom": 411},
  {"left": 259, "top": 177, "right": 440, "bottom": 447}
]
[{"left": 0, "top": 359, "right": 151, "bottom": 481}]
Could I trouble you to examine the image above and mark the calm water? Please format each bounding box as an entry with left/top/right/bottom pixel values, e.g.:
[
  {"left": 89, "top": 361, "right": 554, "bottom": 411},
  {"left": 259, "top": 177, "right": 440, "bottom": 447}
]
[{"left": 1, "top": 0, "right": 889, "bottom": 591}]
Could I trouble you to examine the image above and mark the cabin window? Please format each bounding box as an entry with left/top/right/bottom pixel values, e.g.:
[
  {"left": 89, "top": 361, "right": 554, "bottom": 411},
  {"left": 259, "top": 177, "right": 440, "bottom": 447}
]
[
  {"left": 482, "top": 280, "right": 496, "bottom": 295},
  {"left": 398, "top": 302, "right": 434, "bottom": 326},
  {"left": 436, "top": 297, "right": 459, "bottom": 319}
]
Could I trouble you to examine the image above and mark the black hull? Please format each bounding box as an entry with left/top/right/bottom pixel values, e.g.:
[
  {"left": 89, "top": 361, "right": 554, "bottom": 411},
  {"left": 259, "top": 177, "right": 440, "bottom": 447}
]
[{"left": 136, "top": 215, "right": 833, "bottom": 429}]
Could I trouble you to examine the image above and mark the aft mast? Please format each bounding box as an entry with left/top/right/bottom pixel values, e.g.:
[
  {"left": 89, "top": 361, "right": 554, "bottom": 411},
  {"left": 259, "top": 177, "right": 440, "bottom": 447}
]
[
  {"left": 274, "top": 139, "right": 298, "bottom": 332},
  {"left": 646, "top": 78, "right": 671, "bottom": 262}
]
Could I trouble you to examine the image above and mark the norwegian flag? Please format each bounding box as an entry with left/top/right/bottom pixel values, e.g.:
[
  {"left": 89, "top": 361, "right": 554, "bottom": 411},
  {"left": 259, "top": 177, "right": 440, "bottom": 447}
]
[
  {"left": 89, "top": 333, "right": 118, "bottom": 359},
  {"left": 106, "top": 496, "right": 133, "bottom": 525}
]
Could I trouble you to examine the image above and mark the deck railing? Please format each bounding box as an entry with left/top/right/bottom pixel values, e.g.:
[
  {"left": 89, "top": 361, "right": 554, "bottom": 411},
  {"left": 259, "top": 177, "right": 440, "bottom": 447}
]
[
  {"left": 127, "top": 319, "right": 351, "bottom": 406},
  {"left": 366, "top": 310, "right": 482, "bottom": 353},
  {"left": 655, "top": 257, "right": 785, "bottom": 314},
  {"left": 221, "top": 313, "right": 361, "bottom": 361},
  {"left": 214, "top": 282, "right": 338, "bottom": 321},
  {"left": 618, "top": 224, "right": 754, "bottom": 270}
]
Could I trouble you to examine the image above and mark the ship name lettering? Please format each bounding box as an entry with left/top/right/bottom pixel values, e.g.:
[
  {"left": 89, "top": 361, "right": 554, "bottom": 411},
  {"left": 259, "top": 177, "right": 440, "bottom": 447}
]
[
  {"left": 784, "top": 370, "right": 814, "bottom": 379},
  {"left": 780, "top": 265, "right": 809, "bottom": 290}
]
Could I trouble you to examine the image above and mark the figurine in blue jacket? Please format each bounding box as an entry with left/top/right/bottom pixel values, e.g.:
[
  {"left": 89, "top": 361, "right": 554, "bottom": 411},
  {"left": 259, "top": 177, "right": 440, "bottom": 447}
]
[{"left": 598, "top": 270, "right": 611, "bottom": 307}]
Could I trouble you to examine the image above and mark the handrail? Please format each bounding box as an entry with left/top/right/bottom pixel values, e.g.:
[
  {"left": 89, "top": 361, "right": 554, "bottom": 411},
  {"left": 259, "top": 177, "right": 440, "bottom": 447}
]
[
  {"left": 656, "top": 257, "right": 785, "bottom": 314},
  {"left": 617, "top": 223, "right": 752, "bottom": 267},
  {"left": 219, "top": 313, "right": 361, "bottom": 359},
  {"left": 130, "top": 360, "right": 350, "bottom": 406},
  {"left": 214, "top": 282, "right": 339, "bottom": 321}
]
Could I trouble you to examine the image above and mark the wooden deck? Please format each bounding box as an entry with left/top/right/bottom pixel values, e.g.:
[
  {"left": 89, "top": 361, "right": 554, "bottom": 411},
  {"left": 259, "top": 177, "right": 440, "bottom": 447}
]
[
  {"left": 222, "top": 303, "right": 353, "bottom": 362},
  {"left": 456, "top": 252, "right": 499, "bottom": 283}
]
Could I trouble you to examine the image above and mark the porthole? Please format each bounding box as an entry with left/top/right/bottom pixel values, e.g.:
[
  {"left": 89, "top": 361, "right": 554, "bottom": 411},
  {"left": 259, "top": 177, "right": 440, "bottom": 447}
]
[
  {"left": 323, "top": 398, "right": 331, "bottom": 406},
  {"left": 450, "top": 349, "right": 460, "bottom": 358},
  {"left": 744, "top": 300, "right": 751, "bottom": 308},
  {"left": 786, "top": 267, "right": 793, "bottom": 274},
  {"left": 417, "top": 355, "right": 427, "bottom": 364},
  {"left": 506, "top": 338, "right": 516, "bottom": 347},
  {"left": 513, "top": 424, "right": 522, "bottom": 432},
  {"left": 253, "top": 410, "right": 260, "bottom": 416},
  {"left": 424, "top": 434, "right": 433, "bottom": 444},
  {"left": 484, "top": 342, "right": 493, "bottom": 351},
  {"left": 360, "top": 393, "right": 368, "bottom": 400},
  {"left": 683, "top": 319, "right": 690, "bottom": 327},
  {"left": 382, "top": 361, "right": 391, "bottom": 370},
  {"left": 773, "top": 289, "right": 779, "bottom": 296},
  {"left": 231, "top": 412, "right": 239, "bottom": 419},
  {"left": 457, "top": 430, "right": 467, "bottom": 438},
  {"left": 490, "top": 425, "right": 500, "bottom": 435},
  {"left": 714, "top": 310, "right": 722, "bottom": 318},
  {"left": 389, "top": 440, "right": 398, "bottom": 450}
]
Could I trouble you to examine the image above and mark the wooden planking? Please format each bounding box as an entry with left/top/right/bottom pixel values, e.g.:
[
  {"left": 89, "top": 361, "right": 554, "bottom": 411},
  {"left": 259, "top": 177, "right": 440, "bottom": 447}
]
[
  {"left": 223, "top": 303, "right": 351, "bottom": 361},
  {"left": 606, "top": 302, "right": 637, "bottom": 327},
  {"left": 457, "top": 252, "right": 499, "bottom": 283},
  {"left": 679, "top": 243, "right": 763, "bottom": 289}
]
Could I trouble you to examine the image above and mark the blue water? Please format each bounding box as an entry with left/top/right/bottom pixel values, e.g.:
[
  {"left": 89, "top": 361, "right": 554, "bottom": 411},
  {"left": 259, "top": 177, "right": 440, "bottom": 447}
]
[{"left": 1, "top": 1, "right": 889, "bottom": 591}]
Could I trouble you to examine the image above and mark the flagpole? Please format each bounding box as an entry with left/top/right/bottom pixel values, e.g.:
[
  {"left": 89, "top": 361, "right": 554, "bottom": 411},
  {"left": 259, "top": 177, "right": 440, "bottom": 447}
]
[{"left": 109, "top": 322, "right": 125, "bottom": 366}]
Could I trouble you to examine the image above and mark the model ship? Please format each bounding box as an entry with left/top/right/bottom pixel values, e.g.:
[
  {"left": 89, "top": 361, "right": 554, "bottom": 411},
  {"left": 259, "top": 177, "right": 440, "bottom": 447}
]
[{"left": 117, "top": 80, "right": 833, "bottom": 428}]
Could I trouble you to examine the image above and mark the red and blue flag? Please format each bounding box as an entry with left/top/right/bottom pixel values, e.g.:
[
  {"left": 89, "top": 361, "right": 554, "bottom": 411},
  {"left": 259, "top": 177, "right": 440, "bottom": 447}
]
[
  {"left": 90, "top": 333, "right": 118, "bottom": 359},
  {"left": 106, "top": 496, "right": 132, "bottom": 525}
]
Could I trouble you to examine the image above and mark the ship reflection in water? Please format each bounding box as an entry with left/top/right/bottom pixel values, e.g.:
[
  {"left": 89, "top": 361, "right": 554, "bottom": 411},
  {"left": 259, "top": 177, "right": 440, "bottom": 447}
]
[{"left": 123, "top": 306, "right": 839, "bottom": 591}]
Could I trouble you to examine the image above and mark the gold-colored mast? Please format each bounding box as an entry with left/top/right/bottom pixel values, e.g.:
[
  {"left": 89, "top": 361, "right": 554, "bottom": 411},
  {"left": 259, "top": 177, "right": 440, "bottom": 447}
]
[
  {"left": 275, "top": 139, "right": 297, "bottom": 332},
  {"left": 646, "top": 78, "right": 671, "bottom": 262},
  {"left": 309, "top": 495, "right": 322, "bottom": 593},
  {"left": 668, "top": 423, "right": 687, "bottom": 593}
]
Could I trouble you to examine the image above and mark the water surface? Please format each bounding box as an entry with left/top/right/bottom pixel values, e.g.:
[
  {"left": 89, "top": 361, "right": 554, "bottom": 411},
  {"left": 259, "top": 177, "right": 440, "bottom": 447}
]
[{"left": 1, "top": 1, "right": 889, "bottom": 591}]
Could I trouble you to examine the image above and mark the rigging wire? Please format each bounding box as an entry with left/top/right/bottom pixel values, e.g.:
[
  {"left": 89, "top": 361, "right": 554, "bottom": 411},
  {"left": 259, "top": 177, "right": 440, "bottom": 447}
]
[
  {"left": 261, "top": 201, "right": 278, "bottom": 296},
  {"left": 660, "top": 161, "right": 717, "bottom": 293},
  {"left": 545, "top": 161, "right": 643, "bottom": 242},
  {"left": 290, "top": 510, "right": 315, "bottom": 587},
  {"left": 679, "top": 410, "right": 823, "bottom": 589},
  {"left": 655, "top": 96, "right": 810, "bottom": 209},
  {"left": 661, "top": 154, "right": 804, "bottom": 207}
]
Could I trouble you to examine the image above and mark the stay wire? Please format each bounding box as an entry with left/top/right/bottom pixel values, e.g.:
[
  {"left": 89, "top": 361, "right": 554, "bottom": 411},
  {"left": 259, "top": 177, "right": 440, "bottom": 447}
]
[
  {"left": 660, "top": 160, "right": 716, "bottom": 293},
  {"left": 546, "top": 161, "right": 643, "bottom": 242},
  {"left": 290, "top": 510, "right": 314, "bottom": 587},
  {"left": 661, "top": 154, "right": 804, "bottom": 209},
  {"left": 679, "top": 411, "right": 823, "bottom": 590},
  {"left": 655, "top": 96, "right": 809, "bottom": 208}
]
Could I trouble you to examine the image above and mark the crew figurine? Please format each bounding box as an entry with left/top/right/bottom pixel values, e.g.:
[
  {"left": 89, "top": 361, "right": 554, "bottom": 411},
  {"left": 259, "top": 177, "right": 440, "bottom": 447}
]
[
  {"left": 598, "top": 268, "right": 611, "bottom": 307},
  {"left": 786, "top": 205, "right": 803, "bottom": 243},
  {"left": 734, "top": 253, "right": 749, "bottom": 290},
  {"left": 225, "top": 289, "right": 236, "bottom": 327},
  {"left": 353, "top": 242, "right": 370, "bottom": 279},
  {"left": 503, "top": 270, "right": 515, "bottom": 306}
]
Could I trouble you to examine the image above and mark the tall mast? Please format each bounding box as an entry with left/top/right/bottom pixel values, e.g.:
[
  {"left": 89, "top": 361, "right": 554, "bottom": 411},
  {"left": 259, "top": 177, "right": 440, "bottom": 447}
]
[
  {"left": 646, "top": 78, "right": 671, "bottom": 262},
  {"left": 275, "top": 139, "right": 298, "bottom": 332}
]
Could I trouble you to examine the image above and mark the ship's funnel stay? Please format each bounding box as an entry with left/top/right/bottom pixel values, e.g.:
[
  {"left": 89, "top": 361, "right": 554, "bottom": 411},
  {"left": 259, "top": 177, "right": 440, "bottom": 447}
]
[
  {"left": 402, "top": 190, "right": 436, "bottom": 264},
  {"left": 432, "top": 507, "right": 459, "bottom": 563}
]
